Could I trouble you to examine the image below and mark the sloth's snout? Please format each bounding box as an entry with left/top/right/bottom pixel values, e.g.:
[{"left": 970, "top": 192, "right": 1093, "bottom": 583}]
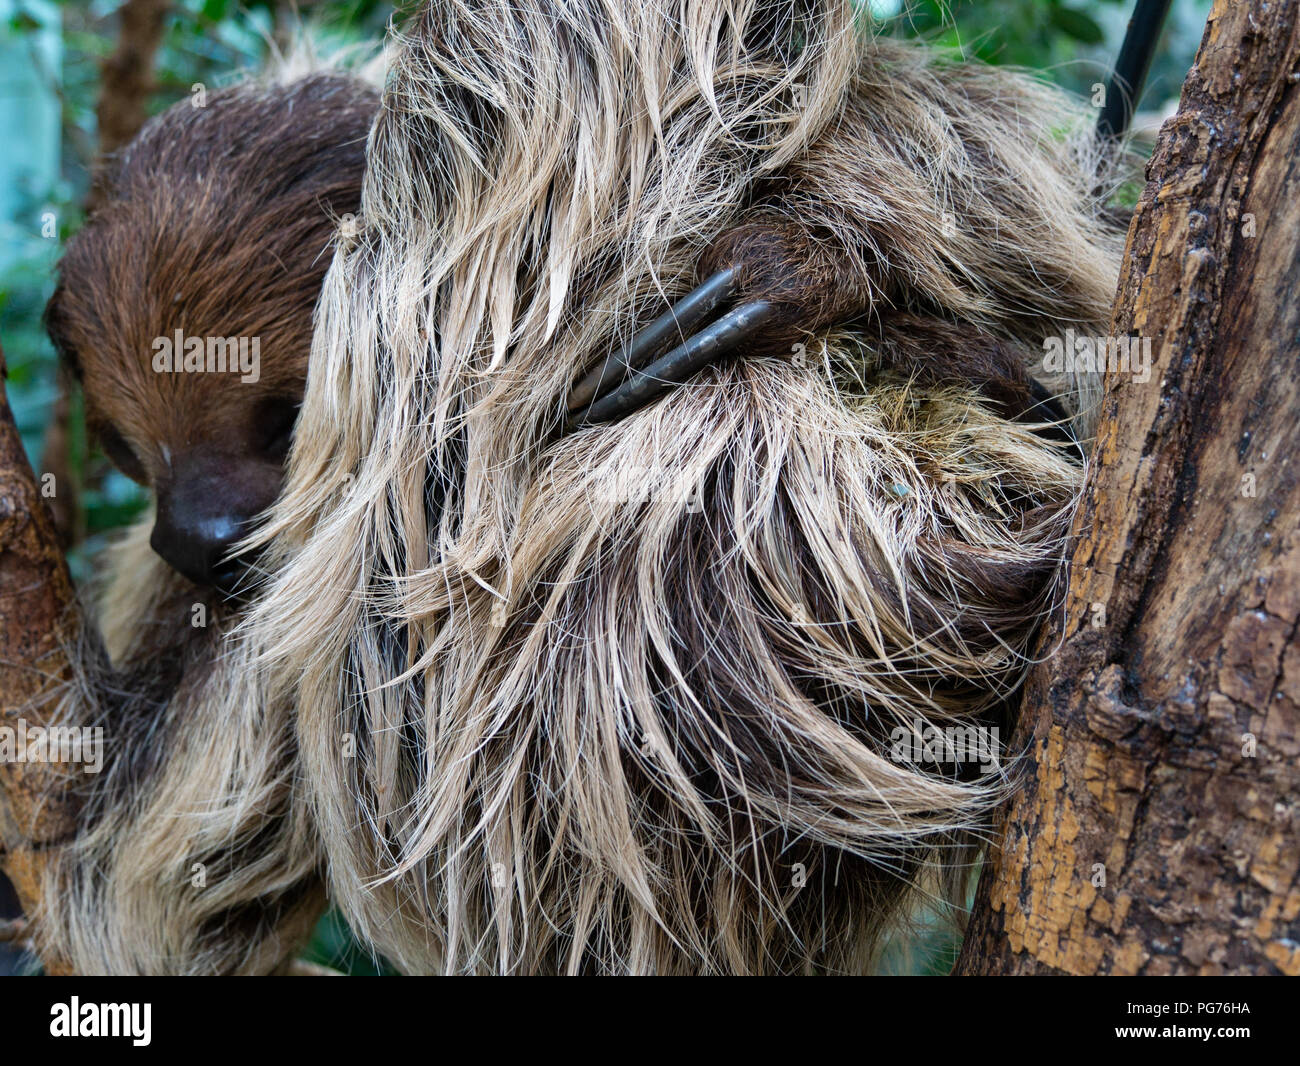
[
  {"left": 151, "top": 452, "right": 281, "bottom": 593},
  {"left": 151, "top": 506, "right": 246, "bottom": 589}
]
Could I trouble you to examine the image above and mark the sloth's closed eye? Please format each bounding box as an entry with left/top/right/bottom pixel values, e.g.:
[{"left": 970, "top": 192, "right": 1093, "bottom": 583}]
[
  {"left": 255, "top": 397, "right": 301, "bottom": 462},
  {"left": 96, "top": 422, "right": 148, "bottom": 484}
]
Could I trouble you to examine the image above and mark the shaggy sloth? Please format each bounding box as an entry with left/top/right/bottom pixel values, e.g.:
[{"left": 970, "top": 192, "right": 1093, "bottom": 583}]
[{"left": 39, "top": 0, "right": 1124, "bottom": 974}]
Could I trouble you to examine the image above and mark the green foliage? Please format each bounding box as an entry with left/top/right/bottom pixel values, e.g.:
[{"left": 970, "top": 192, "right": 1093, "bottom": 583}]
[
  {"left": 879, "top": 0, "right": 1121, "bottom": 71},
  {"left": 301, "top": 908, "right": 398, "bottom": 976}
]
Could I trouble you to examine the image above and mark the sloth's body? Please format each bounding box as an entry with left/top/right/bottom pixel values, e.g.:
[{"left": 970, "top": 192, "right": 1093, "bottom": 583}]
[{"left": 40, "top": 0, "right": 1125, "bottom": 974}]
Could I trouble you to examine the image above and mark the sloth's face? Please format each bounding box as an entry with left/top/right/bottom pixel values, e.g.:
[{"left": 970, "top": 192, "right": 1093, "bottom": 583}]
[
  {"left": 96, "top": 387, "right": 303, "bottom": 594},
  {"left": 61, "top": 293, "right": 309, "bottom": 593},
  {"left": 44, "top": 78, "right": 377, "bottom": 594},
  {"left": 45, "top": 193, "right": 316, "bottom": 594}
]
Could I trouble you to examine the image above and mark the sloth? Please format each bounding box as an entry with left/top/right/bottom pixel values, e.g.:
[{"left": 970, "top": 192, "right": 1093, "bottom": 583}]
[{"left": 35, "top": 0, "right": 1126, "bottom": 975}]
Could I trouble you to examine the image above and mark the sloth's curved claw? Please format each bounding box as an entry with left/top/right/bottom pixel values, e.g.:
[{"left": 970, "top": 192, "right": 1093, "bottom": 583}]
[
  {"left": 567, "top": 268, "right": 738, "bottom": 418},
  {"left": 570, "top": 297, "right": 776, "bottom": 427}
]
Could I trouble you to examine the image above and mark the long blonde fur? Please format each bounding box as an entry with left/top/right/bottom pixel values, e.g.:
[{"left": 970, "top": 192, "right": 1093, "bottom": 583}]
[{"left": 39, "top": 0, "right": 1123, "bottom": 974}]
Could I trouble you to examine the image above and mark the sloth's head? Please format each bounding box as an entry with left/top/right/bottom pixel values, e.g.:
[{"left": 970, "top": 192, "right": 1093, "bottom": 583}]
[{"left": 45, "top": 73, "right": 378, "bottom": 592}]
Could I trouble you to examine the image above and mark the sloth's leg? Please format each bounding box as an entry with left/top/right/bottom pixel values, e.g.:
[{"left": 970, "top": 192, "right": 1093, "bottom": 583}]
[{"left": 567, "top": 218, "right": 1074, "bottom": 444}]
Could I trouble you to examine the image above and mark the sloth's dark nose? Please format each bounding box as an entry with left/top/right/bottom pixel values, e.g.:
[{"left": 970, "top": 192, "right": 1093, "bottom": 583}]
[
  {"left": 151, "top": 504, "right": 249, "bottom": 591},
  {"left": 151, "top": 454, "right": 280, "bottom": 592}
]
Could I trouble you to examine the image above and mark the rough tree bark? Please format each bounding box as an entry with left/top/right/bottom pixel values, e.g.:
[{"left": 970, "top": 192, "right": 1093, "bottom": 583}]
[
  {"left": 956, "top": 0, "right": 1300, "bottom": 975},
  {"left": 0, "top": 347, "right": 79, "bottom": 974},
  {"left": 94, "top": 0, "right": 171, "bottom": 164}
]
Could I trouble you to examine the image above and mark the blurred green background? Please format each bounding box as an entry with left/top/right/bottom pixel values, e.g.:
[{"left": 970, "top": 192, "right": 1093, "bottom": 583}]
[{"left": 0, "top": 0, "right": 1213, "bottom": 975}]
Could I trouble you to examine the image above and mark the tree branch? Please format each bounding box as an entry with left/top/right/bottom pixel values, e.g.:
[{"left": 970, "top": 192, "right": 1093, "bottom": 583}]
[
  {"left": 0, "top": 346, "right": 80, "bottom": 975},
  {"left": 957, "top": 0, "right": 1300, "bottom": 975}
]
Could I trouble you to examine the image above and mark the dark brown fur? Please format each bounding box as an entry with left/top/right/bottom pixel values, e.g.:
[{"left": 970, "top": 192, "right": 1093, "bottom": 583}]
[{"left": 45, "top": 73, "right": 378, "bottom": 588}]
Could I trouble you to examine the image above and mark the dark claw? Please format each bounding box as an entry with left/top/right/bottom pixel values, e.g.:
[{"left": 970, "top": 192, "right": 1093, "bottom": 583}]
[
  {"left": 570, "top": 298, "right": 776, "bottom": 426},
  {"left": 564, "top": 265, "right": 1081, "bottom": 453},
  {"left": 567, "top": 268, "right": 738, "bottom": 416}
]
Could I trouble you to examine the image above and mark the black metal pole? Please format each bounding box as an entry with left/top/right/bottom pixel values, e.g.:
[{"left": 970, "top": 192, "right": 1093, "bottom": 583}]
[{"left": 1097, "top": 0, "right": 1175, "bottom": 139}]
